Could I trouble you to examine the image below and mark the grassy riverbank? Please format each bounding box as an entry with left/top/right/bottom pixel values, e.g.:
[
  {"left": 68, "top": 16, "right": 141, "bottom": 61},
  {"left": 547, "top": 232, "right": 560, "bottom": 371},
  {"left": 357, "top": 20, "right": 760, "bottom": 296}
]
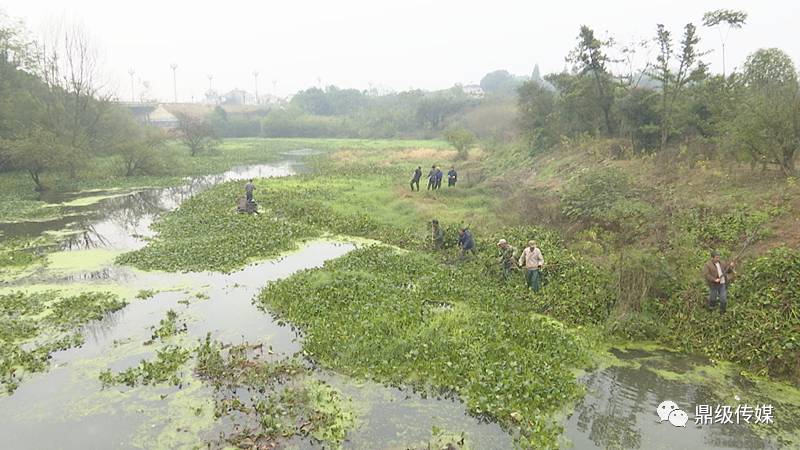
[{"left": 0, "top": 138, "right": 448, "bottom": 224}]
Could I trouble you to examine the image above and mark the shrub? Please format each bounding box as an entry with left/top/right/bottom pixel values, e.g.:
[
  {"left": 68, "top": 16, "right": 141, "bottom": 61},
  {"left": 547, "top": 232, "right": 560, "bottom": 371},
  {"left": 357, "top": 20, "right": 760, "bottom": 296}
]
[{"left": 561, "top": 167, "right": 654, "bottom": 236}]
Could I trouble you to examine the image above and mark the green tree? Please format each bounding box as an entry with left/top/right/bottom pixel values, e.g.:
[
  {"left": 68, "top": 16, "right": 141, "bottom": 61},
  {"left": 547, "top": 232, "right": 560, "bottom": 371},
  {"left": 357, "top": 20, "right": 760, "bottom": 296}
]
[
  {"left": 443, "top": 126, "right": 476, "bottom": 160},
  {"left": 290, "top": 86, "right": 367, "bottom": 116},
  {"left": 291, "top": 87, "right": 332, "bottom": 115},
  {"left": 415, "top": 94, "right": 470, "bottom": 130},
  {"left": 546, "top": 72, "right": 605, "bottom": 136},
  {"left": 0, "top": 11, "right": 40, "bottom": 173},
  {"left": 730, "top": 48, "right": 800, "bottom": 176},
  {"left": 568, "top": 25, "right": 616, "bottom": 135},
  {"left": 684, "top": 75, "right": 737, "bottom": 140},
  {"left": 116, "top": 126, "right": 168, "bottom": 177},
  {"left": 2, "top": 126, "right": 71, "bottom": 191},
  {"left": 479, "top": 69, "right": 522, "bottom": 95},
  {"left": 516, "top": 80, "right": 558, "bottom": 154},
  {"left": 650, "top": 23, "right": 707, "bottom": 151},
  {"left": 97, "top": 108, "right": 169, "bottom": 176},
  {"left": 617, "top": 88, "right": 660, "bottom": 153},
  {"left": 702, "top": 9, "right": 748, "bottom": 77},
  {"left": 175, "top": 112, "right": 218, "bottom": 156}
]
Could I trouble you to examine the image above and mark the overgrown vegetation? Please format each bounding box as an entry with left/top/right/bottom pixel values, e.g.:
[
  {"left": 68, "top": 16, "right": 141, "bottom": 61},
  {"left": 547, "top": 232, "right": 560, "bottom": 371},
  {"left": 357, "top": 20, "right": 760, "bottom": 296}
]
[
  {"left": 195, "top": 335, "right": 356, "bottom": 448},
  {"left": 98, "top": 345, "right": 191, "bottom": 388},
  {"left": 149, "top": 309, "right": 186, "bottom": 342},
  {"left": 652, "top": 247, "right": 800, "bottom": 382},
  {"left": 258, "top": 246, "right": 593, "bottom": 448},
  {"left": 1, "top": 290, "right": 125, "bottom": 393},
  {"left": 115, "top": 179, "right": 320, "bottom": 272}
]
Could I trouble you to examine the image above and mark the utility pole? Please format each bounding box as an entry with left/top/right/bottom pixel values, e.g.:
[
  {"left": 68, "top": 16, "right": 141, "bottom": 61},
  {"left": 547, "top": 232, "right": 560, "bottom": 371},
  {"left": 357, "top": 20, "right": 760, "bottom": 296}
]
[
  {"left": 128, "top": 68, "right": 135, "bottom": 102},
  {"left": 207, "top": 74, "right": 213, "bottom": 91},
  {"left": 272, "top": 79, "right": 277, "bottom": 97},
  {"left": 253, "top": 70, "right": 259, "bottom": 105},
  {"left": 170, "top": 63, "right": 178, "bottom": 103}
]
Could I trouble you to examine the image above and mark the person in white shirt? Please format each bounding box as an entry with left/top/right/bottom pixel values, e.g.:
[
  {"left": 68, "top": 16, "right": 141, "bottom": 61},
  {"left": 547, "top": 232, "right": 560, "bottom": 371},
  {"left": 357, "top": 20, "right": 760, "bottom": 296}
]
[{"left": 518, "top": 240, "right": 544, "bottom": 293}]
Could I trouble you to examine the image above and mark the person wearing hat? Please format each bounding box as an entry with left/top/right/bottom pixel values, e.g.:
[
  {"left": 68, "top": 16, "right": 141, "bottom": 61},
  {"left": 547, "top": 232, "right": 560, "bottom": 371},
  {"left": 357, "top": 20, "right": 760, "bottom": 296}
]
[
  {"left": 518, "top": 240, "right": 544, "bottom": 292},
  {"left": 457, "top": 227, "right": 475, "bottom": 259},
  {"left": 497, "top": 239, "right": 517, "bottom": 280},
  {"left": 430, "top": 219, "right": 444, "bottom": 249},
  {"left": 703, "top": 250, "right": 736, "bottom": 313}
]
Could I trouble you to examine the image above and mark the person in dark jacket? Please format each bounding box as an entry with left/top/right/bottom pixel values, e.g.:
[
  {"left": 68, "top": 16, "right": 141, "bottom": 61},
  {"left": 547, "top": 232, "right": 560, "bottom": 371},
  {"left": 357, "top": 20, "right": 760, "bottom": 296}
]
[
  {"left": 427, "top": 165, "right": 437, "bottom": 190},
  {"left": 410, "top": 166, "right": 422, "bottom": 191},
  {"left": 245, "top": 179, "right": 255, "bottom": 203},
  {"left": 457, "top": 227, "right": 475, "bottom": 259},
  {"left": 703, "top": 250, "right": 736, "bottom": 313},
  {"left": 434, "top": 167, "right": 443, "bottom": 189},
  {"left": 430, "top": 219, "right": 444, "bottom": 249},
  {"left": 447, "top": 167, "right": 457, "bottom": 187}
]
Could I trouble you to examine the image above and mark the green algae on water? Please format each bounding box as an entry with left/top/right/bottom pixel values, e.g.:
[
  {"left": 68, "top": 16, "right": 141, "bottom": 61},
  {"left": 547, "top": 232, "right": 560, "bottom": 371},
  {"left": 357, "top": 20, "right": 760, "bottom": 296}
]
[{"left": 0, "top": 290, "right": 126, "bottom": 394}]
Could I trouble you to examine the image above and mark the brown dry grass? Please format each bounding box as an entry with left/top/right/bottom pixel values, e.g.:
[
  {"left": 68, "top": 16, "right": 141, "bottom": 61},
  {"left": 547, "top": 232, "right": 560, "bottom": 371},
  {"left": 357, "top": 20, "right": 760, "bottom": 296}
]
[
  {"left": 386, "top": 147, "right": 457, "bottom": 162},
  {"left": 330, "top": 150, "right": 357, "bottom": 162},
  {"left": 331, "top": 147, "right": 485, "bottom": 167}
]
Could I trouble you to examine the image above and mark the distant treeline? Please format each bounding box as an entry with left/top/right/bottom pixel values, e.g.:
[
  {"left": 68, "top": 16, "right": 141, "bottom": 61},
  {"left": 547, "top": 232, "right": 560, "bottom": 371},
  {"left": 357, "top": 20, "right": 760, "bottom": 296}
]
[{"left": 209, "top": 77, "right": 521, "bottom": 141}]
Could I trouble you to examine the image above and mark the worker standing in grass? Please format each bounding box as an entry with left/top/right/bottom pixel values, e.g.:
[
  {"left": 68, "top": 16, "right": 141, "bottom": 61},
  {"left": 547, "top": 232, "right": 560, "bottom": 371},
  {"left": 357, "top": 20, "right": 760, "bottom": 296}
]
[
  {"left": 519, "top": 240, "right": 544, "bottom": 293},
  {"left": 448, "top": 167, "right": 458, "bottom": 187},
  {"left": 434, "top": 166, "right": 444, "bottom": 189},
  {"left": 497, "top": 239, "right": 517, "bottom": 280},
  {"left": 431, "top": 219, "right": 444, "bottom": 249},
  {"left": 245, "top": 179, "right": 255, "bottom": 203},
  {"left": 427, "top": 165, "right": 437, "bottom": 190},
  {"left": 458, "top": 227, "right": 476, "bottom": 259},
  {"left": 704, "top": 250, "right": 736, "bottom": 313},
  {"left": 410, "top": 166, "right": 422, "bottom": 191}
]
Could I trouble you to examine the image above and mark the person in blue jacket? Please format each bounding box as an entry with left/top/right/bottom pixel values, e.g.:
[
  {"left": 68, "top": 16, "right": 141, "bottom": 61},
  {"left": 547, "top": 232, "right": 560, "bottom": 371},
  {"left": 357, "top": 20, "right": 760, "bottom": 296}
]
[
  {"left": 447, "top": 167, "right": 457, "bottom": 187},
  {"left": 457, "top": 227, "right": 475, "bottom": 259}
]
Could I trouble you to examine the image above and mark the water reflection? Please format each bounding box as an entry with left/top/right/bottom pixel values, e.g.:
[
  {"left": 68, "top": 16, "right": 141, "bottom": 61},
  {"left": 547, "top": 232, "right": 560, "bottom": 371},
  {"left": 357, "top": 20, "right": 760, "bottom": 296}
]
[
  {"left": 0, "top": 162, "right": 297, "bottom": 249},
  {"left": 563, "top": 350, "right": 781, "bottom": 450}
]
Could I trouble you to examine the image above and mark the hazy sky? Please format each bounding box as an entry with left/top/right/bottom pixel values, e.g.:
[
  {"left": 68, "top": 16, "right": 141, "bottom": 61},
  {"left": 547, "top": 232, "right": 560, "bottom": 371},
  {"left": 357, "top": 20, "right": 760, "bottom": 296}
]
[{"left": 3, "top": 1, "right": 799, "bottom": 101}]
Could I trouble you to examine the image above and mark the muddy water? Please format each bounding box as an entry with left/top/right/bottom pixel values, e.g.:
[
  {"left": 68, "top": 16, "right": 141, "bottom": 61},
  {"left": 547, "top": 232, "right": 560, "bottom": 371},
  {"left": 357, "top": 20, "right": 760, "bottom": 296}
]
[
  {"left": 562, "top": 347, "right": 797, "bottom": 449},
  {"left": 0, "top": 162, "right": 297, "bottom": 248},
  {"left": 0, "top": 161, "right": 513, "bottom": 449}
]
